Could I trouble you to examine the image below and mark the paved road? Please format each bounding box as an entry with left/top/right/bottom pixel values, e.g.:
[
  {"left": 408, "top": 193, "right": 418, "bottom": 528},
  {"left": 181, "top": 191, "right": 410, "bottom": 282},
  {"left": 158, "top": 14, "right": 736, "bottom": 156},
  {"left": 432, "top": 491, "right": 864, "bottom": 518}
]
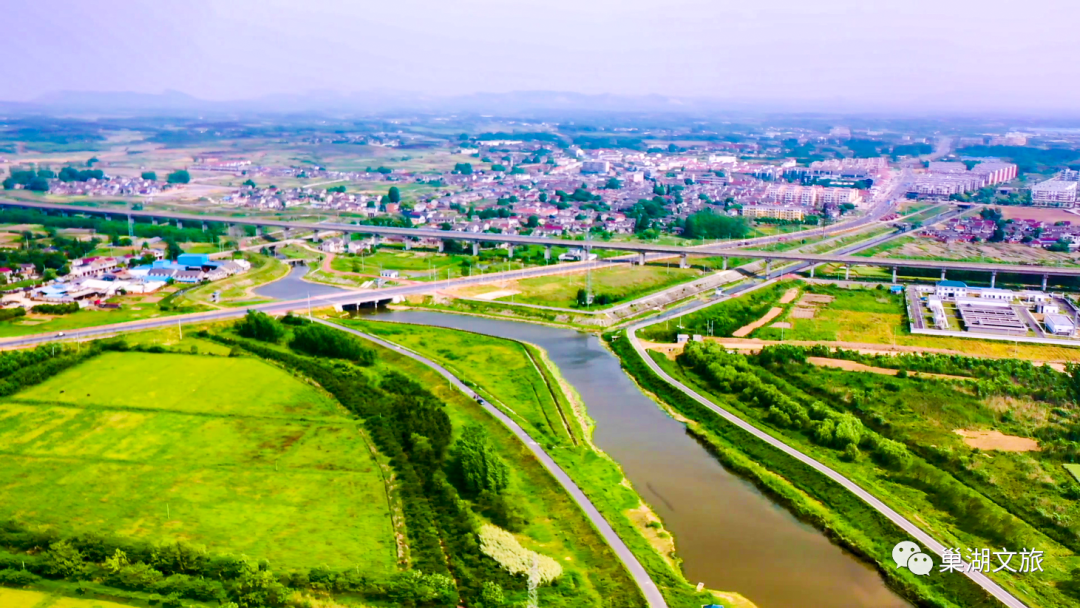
[
  {"left": 318, "top": 319, "right": 668, "bottom": 608},
  {"left": 624, "top": 307, "right": 1028, "bottom": 608}
]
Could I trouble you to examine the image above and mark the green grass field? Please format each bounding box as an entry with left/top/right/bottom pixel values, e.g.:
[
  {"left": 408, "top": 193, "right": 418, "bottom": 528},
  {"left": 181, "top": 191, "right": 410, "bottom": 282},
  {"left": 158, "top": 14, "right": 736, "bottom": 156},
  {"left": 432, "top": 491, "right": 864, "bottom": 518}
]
[
  {"left": 1065, "top": 464, "right": 1080, "bottom": 483},
  {"left": 0, "top": 302, "right": 188, "bottom": 339},
  {"left": 346, "top": 320, "right": 575, "bottom": 445},
  {"left": 331, "top": 249, "right": 469, "bottom": 278},
  {"left": 180, "top": 253, "right": 288, "bottom": 307},
  {"left": 0, "top": 351, "right": 397, "bottom": 572},
  {"left": 0, "top": 588, "right": 144, "bottom": 608},
  {"left": 468, "top": 263, "right": 703, "bottom": 309},
  {"left": 753, "top": 282, "right": 1080, "bottom": 360}
]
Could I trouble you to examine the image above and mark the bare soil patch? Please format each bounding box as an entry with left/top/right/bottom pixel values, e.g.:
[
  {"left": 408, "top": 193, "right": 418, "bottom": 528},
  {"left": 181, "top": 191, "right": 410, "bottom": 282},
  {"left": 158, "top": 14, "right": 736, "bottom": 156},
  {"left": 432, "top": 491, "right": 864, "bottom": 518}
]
[
  {"left": 799, "top": 294, "right": 835, "bottom": 305},
  {"left": 790, "top": 306, "right": 818, "bottom": 319},
  {"left": 807, "top": 357, "right": 969, "bottom": 380},
  {"left": 1000, "top": 206, "right": 1080, "bottom": 223},
  {"left": 733, "top": 307, "right": 783, "bottom": 337},
  {"left": 771, "top": 322, "right": 792, "bottom": 329},
  {"left": 954, "top": 429, "right": 1040, "bottom": 452},
  {"left": 778, "top": 287, "right": 800, "bottom": 304},
  {"left": 472, "top": 289, "right": 521, "bottom": 301}
]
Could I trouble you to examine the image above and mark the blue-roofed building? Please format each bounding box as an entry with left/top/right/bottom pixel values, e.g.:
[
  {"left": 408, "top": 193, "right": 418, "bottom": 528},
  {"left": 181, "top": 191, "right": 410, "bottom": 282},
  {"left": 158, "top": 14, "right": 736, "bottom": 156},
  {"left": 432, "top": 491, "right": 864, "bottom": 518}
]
[
  {"left": 177, "top": 253, "right": 210, "bottom": 268},
  {"left": 890, "top": 285, "right": 904, "bottom": 294}
]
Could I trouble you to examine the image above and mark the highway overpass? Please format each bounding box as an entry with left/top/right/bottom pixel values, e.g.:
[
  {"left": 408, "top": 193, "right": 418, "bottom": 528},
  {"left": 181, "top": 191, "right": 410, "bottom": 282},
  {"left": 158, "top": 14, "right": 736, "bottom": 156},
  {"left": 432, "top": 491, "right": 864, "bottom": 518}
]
[{"left": 4, "top": 199, "right": 1080, "bottom": 286}]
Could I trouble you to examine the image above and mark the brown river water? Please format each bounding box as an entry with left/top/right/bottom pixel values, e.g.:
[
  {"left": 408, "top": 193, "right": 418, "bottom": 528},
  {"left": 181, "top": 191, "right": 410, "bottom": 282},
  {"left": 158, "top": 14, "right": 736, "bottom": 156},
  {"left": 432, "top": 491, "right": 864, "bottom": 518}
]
[{"left": 369, "top": 310, "right": 910, "bottom": 608}]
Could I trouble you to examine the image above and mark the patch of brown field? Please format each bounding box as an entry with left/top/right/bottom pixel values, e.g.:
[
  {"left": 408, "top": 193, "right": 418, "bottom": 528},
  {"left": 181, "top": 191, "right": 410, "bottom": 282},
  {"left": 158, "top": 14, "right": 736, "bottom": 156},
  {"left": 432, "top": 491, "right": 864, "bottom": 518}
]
[
  {"left": 771, "top": 321, "right": 792, "bottom": 329},
  {"left": 626, "top": 504, "right": 677, "bottom": 565},
  {"left": 790, "top": 306, "right": 817, "bottom": 319},
  {"left": 807, "top": 356, "right": 970, "bottom": 381},
  {"left": 954, "top": 429, "right": 1040, "bottom": 452},
  {"left": 641, "top": 340, "right": 684, "bottom": 358},
  {"left": 472, "top": 289, "right": 520, "bottom": 301},
  {"left": 778, "top": 287, "right": 799, "bottom": 304},
  {"left": 894, "top": 239, "right": 1080, "bottom": 265},
  {"left": 1000, "top": 206, "right": 1080, "bottom": 223},
  {"left": 799, "top": 294, "right": 835, "bottom": 305},
  {"left": 733, "top": 306, "right": 783, "bottom": 337}
]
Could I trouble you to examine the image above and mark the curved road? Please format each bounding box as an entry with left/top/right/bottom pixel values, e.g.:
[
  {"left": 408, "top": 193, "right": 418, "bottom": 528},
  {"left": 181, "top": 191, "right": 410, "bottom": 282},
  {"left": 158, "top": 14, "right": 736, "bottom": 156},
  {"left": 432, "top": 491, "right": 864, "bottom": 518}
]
[
  {"left": 625, "top": 318, "right": 1028, "bottom": 608},
  {"left": 317, "top": 319, "right": 668, "bottom": 608}
]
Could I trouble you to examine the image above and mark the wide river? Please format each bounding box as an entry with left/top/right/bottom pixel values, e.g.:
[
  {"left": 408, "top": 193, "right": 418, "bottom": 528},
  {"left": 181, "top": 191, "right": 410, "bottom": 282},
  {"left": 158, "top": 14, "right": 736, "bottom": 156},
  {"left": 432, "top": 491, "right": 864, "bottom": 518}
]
[{"left": 370, "top": 310, "right": 910, "bottom": 608}]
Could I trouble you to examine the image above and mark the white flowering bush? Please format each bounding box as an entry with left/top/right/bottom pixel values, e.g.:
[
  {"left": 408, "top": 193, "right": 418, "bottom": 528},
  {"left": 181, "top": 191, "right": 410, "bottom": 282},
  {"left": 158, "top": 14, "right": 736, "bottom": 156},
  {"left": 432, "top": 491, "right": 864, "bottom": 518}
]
[{"left": 478, "top": 524, "right": 562, "bottom": 584}]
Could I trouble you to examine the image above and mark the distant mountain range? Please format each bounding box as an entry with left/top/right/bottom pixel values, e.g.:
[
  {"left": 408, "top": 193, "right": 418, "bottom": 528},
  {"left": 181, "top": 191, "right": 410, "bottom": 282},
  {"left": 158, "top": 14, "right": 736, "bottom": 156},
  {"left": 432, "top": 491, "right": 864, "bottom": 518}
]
[
  {"left": 2, "top": 89, "right": 1079, "bottom": 122},
  {"left": 0, "top": 89, "right": 908, "bottom": 119}
]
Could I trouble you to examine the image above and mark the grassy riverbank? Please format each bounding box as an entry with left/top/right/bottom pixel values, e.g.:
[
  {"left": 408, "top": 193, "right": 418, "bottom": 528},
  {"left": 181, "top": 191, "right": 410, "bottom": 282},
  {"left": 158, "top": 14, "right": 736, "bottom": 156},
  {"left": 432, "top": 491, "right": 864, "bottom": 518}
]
[
  {"left": 607, "top": 334, "right": 1006, "bottom": 608},
  {"left": 337, "top": 317, "right": 753, "bottom": 608},
  {"left": 614, "top": 332, "right": 1080, "bottom": 608}
]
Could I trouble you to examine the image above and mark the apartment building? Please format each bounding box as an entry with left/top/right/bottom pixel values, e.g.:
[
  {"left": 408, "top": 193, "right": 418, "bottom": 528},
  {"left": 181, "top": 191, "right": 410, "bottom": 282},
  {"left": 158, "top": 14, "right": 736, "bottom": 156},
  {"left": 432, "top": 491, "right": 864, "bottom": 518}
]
[
  {"left": 741, "top": 205, "right": 806, "bottom": 220},
  {"left": 1030, "top": 179, "right": 1079, "bottom": 207}
]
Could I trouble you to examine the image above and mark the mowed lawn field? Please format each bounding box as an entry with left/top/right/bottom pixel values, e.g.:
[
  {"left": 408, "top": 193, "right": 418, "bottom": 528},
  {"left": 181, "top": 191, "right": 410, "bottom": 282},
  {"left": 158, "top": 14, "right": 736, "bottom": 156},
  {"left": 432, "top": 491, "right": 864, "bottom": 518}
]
[
  {"left": 460, "top": 262, "right": 701, "bottom": 308},
  {"left": 0, "top": 588, "right": 143, "bottom": 608},
  {"left": 0, "top": 352, "right": 397, "bottom": 573}
]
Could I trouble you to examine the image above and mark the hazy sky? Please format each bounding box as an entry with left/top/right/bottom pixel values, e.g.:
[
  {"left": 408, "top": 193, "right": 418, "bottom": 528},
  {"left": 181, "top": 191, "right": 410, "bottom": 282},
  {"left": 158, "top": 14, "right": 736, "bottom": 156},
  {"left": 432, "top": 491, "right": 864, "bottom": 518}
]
[{"left": 2, "top": 0, "right": 1076, "bottom": 111}]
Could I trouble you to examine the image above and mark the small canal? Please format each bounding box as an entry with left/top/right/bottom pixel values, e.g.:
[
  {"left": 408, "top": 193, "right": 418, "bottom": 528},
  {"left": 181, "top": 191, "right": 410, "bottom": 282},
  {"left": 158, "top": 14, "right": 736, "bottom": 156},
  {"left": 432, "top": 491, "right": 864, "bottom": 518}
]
[
  {"left": 253, "top": 264, "right": 349, "bottom": 300},
  {"left": 368, "top": 310, "right": 910, "bottom": 608}
]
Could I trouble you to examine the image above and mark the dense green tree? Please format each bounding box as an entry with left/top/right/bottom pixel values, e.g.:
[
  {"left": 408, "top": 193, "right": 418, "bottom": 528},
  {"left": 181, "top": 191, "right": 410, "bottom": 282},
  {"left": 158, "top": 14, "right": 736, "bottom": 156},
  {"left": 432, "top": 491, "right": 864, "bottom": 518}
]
[
  {"left": 388, "top": 186, "right": 401, "bottom": 203},
  {"left": 682, "top": 210, "right": 750, "bottom": 240},
  {"left": 235, "top": 311, "right": 286, "bottom": 343},
  {"left": 167, "top": 170, "right": 191, "bottom": 184},
  {"left": 165, "top": 239, "right": 183, "bottom": 261},
  {"left": 141, "top": 171, "right": 157, "bottom": 181},
  {"left": 290, "top": 323, "right": 376, "bottom": 364},
  {"left": 449, "top": 424, "right": 509, "bottom": 496}
]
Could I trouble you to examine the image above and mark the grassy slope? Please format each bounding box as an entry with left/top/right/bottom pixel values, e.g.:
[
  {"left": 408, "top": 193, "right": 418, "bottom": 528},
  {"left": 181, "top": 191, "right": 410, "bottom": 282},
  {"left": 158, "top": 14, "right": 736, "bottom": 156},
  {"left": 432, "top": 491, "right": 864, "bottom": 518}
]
[
  {"left": 608, "top": 335, "right": 1000, "bottom": 608},
  {"left": 0, "top": 351, "right": 397, "bottom": 573},
  {"left": 492, "top": 263, "right": 703, "bottom": 309},
  {"left": 180, "top": 253, "right": 287, "bottom": 307},
  {"left": 647, "top": 347, "right": 1080, "bottom": 608},
  {"left": 342, "top": 318, "right": 745, "bottom": 608}
]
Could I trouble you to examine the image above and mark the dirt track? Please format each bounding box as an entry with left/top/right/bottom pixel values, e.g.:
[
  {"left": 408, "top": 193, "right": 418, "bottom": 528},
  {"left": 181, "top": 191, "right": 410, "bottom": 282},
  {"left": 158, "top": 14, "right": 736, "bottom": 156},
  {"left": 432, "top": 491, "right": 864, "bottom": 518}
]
[{"left": 733, "top": 307, "right": 784, "bottom": 337}]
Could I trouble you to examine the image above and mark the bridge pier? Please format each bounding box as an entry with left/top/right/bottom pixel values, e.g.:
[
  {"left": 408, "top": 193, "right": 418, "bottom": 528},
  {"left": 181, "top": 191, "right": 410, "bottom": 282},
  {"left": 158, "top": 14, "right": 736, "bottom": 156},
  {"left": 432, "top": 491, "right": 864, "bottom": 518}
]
[
  {"left": 152, "top": 218, "right": 159, "bottom": 226},
  {"left": 176, "top": 220, "right": 182, "bottom": 230},
  {"left": 507, "top": 244, "right": 514, "bottom": 259},
  {"left": 637, "top": 251, "right": 646, "bottom": 266},
  {"left": 845, "top": 266, "right": 850, "bottom": 281},
  {"left": 940, "top": 268, "right": 946, "bottom": 281},
  {"left": 472, "top": 242, "right": 479, "bottom": 256},
  {"left": 544, "top": 245, "right": 552, "bottom": 261},
  {"left": 405, "top": 239, "right": 411, "bottom": 251},
  {"left": 892, "top": 266, "right": 898, "bottom": 283},
  {"left": 438, "top": 240, "right": 445, "bottom": 253},
  {"left": 809, "top": 265, "right": 815, "bottom": 278},
  {"left": 201, "top": 222, "right": 207, "bottom": 232},
  {"left": 1043, "top": 274, "right": 1049, "bottom": 291},
  {"left": 765, "top": 259, "right": 771, "bottom": 277},
  {"left": 722, "top": 258, "right": 728, "bottom": 271},
  {"left": 990, "top": 271, "right": 997, "bottom": 288},
  {"left": 680, "top": 253, "right": 688, "bottom": 269}
]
